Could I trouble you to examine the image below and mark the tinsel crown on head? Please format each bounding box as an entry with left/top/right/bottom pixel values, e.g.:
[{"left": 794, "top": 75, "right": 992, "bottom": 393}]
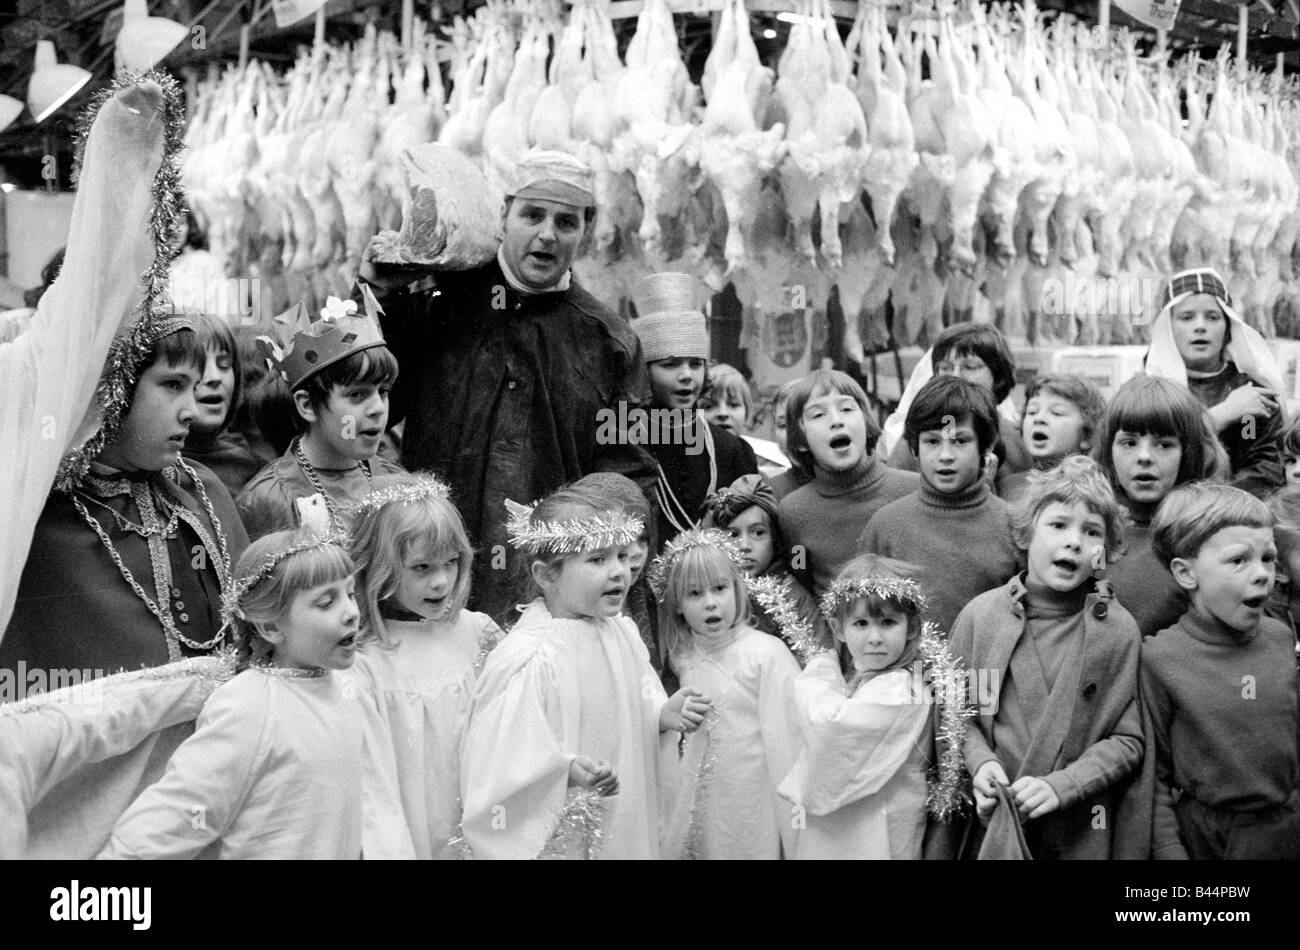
[
  {"left": 504, "top": 498, "right": 644, "bottom": 556},
  {"left": 270, "top": 287, "right": 387, "bottom": 391},
  {"left": 819, "top": 576, "right": 928, "bottom": 619},
  {"left": 646, "top": 528, "right": 747, "bottom": 602},
  {"left": 56, "top": 69, "right": 188, "bottom": 490},
  {"left": 219, "top": 531, "right": 347, "bottom": 630},
  {"left": 353, "top": 474, "right": 453, "bottom": 517}
]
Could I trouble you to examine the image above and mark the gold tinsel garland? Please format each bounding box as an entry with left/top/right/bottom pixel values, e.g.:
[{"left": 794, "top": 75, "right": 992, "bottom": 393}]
[{"left": 56, "top": 70, "right": 189, "bottom": 490}]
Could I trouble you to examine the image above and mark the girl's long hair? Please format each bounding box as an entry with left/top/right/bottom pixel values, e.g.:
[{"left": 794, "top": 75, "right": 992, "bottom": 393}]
[
  {"left": 350, "top": 477, "right": 475, "bottom": 649},
  {"left": 1092, "top": 375, "right": 1229, "bottom": 503},
  {"left": 230, "top": 529, "right": 355, "bottom": 670},
  {"left": 657, "top": 543, "right": 750, "bottom": 658}
]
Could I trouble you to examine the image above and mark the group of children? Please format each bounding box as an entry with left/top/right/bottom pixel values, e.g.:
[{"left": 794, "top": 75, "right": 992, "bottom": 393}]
[{"left": 12, "top": 255, "right": 1300, "bottom": 860}]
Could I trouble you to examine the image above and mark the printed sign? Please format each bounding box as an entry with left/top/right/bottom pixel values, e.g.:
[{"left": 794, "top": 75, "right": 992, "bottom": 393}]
[
  {"left": 272, "top": 0, "right": 328, "bottom": 29},
  {"left": 1114, "top": 0, "right": 1182, "bottom": 31}
]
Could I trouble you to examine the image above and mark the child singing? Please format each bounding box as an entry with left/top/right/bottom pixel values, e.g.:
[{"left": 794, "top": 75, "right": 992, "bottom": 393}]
[
  {"left": 777, "top": 369, "right": 918, "bottom": 597},
  {"left": 652, "top": 529, "right": 801, "bottom": 859},
  {"left": 1001, "top": 374, "right": 1105, "bottom": 504},
  {"left": 778, "top": 554, "right": 970, "bottom": 859},
  {"left": 349, "top": 474, "right": 504, "bottom": 860},
  {"left": 238, "top": 290, "right": 405, "bottom": 539},
  {"left": 950, "top": 457, "right": 1147, "bottom": 859},
  {"left": 1145, "top": 483, "right": 1300, "bottom": 859},
  {"left": 99, "top": 529, "right": 364, "bottom": 859},
  {"left": 460, "top": 484, "right": 710, "bottom": 859}
]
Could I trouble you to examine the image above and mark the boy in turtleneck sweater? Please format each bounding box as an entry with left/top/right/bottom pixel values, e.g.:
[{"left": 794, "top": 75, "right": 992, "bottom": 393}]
[
  {"left": 776, "top": 370, "right": 917, "bottom": 597},
  {"left": 1144, "top": 483, "right": 1300, "bottom": 859},
  {"left": 947, "top": 457, "right": 1148, "bottom": 859},
  {"left": 858, "top": 376, "right": 1020, "bottom": 633}
]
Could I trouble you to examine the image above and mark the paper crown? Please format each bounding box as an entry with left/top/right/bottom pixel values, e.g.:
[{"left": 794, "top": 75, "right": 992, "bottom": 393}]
[
  {"left": 630, "top": 272, "right": 708, "bottom": 362},
  {"left": 270, "top": 288, "right": 387, "bottom": 390}
]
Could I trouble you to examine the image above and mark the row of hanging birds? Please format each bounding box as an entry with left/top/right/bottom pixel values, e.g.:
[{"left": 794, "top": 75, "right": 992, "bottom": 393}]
[{"left": 181, "top": 0, "right": 1300, "bottom": 358}]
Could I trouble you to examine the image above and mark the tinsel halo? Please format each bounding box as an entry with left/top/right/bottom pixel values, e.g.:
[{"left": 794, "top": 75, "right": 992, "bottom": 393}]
[
  {"left": 819, "top": 575, "right": 928, "bottom": 620},
  {"left": 219, "top": 531, "right": 348, "bottom": 629},
  {"left": 645, "top": 528, "right": 747, "bottom": 602},
  {"left": 55, "top": 69, "right": 188, "bottom": 491},
  {"left": 353, "top": 474, "right": 453, "bottom": 517},
  {"left": 505, "top": 498, "right": 644, "bottom": 556}
]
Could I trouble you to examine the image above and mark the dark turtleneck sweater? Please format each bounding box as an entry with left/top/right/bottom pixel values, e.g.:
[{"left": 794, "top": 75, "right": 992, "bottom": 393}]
[
  {"left": 857, "top": 477, "right": 1020, "bottom": 632},
  {"left": 1185, "top": 360, "right": 1284, "bottom": 499},
  {"left": 1106, "top": 499, "right": 1188, "bottom": 638},
  {"left": 777, "top": 454, "right": 918, "bottom": 596},
  {"left": 1141, "top": 604, "right": 1299, "bottom": 857}
]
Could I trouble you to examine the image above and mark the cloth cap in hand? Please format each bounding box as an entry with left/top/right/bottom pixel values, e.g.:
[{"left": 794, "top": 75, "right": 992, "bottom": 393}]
[
  {"left": 631, "top": 271, "right": 708, "bottom": 362},
  {"left": 507, "top": 149, "right": 595, "bottom": 208}
]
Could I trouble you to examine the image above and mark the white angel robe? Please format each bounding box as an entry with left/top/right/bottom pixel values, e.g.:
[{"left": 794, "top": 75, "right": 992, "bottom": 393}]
[
  {"left": 664, "top": 626, "right": 801, "bottom": 860},
  {"left": 778, "top": 654, "right": 931, "bottom": 860},
  {"left": 98, "top": 668, "right": 363, "bottom": 859},
  {"left": 354, "top": 609, "right": 502, "bottom": 860},
  {"left": 460, "top": 599, "right": 675, "bottom": 860}
]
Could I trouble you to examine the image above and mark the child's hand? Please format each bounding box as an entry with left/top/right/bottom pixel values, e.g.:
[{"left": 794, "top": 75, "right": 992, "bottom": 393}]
[
  {"left": 1010, "top": 776, "right": 1060, "bottom": 820},
  {"left": 568, "top": 756, "right": 620, "bottom": 797},
  {"left": 973, "top": 760, "right": 1010, "bottom": 821},
  {"left": 660, "top": 686, "right": 713, "bottom": 733}
]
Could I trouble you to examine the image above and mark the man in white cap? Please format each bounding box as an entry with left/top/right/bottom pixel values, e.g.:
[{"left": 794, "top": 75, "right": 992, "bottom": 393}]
[{"left": 357, "top": 148, "right": 655, "bottom": 623}]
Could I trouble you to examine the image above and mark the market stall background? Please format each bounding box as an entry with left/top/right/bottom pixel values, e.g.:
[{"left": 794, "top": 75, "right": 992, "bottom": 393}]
[{"left": 4, "top": 0, "right": 1300, "bottom": 412}]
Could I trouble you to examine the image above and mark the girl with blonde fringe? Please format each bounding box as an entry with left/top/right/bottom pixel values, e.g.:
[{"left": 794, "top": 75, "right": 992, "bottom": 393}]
[
  {"left": 653, "top": 529, "right": 801, "bottom": 860},
  {"left": 349, "top": 474, "right": 503, "bottom": 860}
]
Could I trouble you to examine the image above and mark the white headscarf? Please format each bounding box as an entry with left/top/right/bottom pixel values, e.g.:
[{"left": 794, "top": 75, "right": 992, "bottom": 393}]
[
  {"left": 876, "top": 347, "right": 1022, "bottom": 460},
  {"left": 1144, "top": 267, "right": 1284, "bottom": 394}
]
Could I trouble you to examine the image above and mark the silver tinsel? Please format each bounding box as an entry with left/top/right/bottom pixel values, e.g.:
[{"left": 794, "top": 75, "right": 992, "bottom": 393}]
[
  {"left": 747, "top": 574, "right": 830, "bottom": 664},
  {"left": 645, "top": 528, "right": 747, "bottom": 602},
  {"left": 819, "top": 576, "right": 928, "bottom": 620},
  {"left": 352, "top": 474, "right": 453, "bottom": 517},
  {"left": 918, "top": 624, "right": 976, "bottom": 822},
  {"left": 57, "top": 70, "right": 188, "bottom": 490},
  {"left": 219, "top": 532, "right": 348, "bottom": 633},
  {"left": 505, "top": 499, "right": 643, "bottom": 556}
]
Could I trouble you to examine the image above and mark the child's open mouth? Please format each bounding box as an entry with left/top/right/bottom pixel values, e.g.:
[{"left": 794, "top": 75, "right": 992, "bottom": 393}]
[
  {"left": 1052, "top": 557, "right": 1079, "bottom": 574},
  {"left": 338, "top": 632, "right": 356, "bottom": 648},
  {"left": 1031, "top": 430, "right": 1049, "bottom": 444},
  {"left": 1242, "top": 595, "right": 1266, "bottom": 610},
  {"left": 828, "top": 434, "right": 851, "bottom": 450}
]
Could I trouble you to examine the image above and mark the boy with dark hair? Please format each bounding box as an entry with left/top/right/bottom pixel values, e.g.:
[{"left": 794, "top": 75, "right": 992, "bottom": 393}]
[
  {"left": 859, "top": 375, "right": 1019, "bottom": 632},
  {"left": 2, "top": 320, "right": 249, "bottom": 677},
  {"left": 237, "top": 292, "right": 405, "bottom": 539},
  {"left": 1144, "top": 483, "right": 1299, "bottom": 859}
]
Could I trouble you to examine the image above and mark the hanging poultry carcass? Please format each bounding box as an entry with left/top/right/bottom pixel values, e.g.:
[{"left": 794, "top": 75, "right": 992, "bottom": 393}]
[
  {"left": 609, "top": 0, "right": 698, "bottom": 265},
  {"left": 481, "top": 12, "right": 548, "bottom": 196},
  {"left": 373, "top": 22, "right": 446, "bottom": 233},
  {"left": 848, "top": 1, "right": 917, "bottom": 267},
  {"left": 438, "top": 6, "right": 514, "bottom": 159},
  {"left": 328, "top": 27, "right": 384, "bottom": 287},
  {"left": 972, "top": 2, "right": 1040, "bottom": 270},
  {"left": 298, "top": 50, "right": 351, "bottom": 299},
  {"left": 773, "top": 0, "right": 868, "bottom": 269},
  {"left": 688, "top": 0, "right": 785, "bottom": 275}
]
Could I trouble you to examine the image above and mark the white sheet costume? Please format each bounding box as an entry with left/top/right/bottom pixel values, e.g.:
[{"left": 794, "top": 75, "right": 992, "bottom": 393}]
[
  {"left": 663, "top": 626, "right": 800, "bottom": 860},
  {"left": 354, "top": 610, "right": 502, "bottom": 859},
  {"left": 99, "top": 668, "right": 363, "bottom": 859},
  {"left": 778, "top": 653, "right": 932, "bottom": 859},
  {"left": 460, "top": 599, "right": 676, "bottom": 859},
  {"left": 0, "top": 79, "right": 175, "bottom": 637}
]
